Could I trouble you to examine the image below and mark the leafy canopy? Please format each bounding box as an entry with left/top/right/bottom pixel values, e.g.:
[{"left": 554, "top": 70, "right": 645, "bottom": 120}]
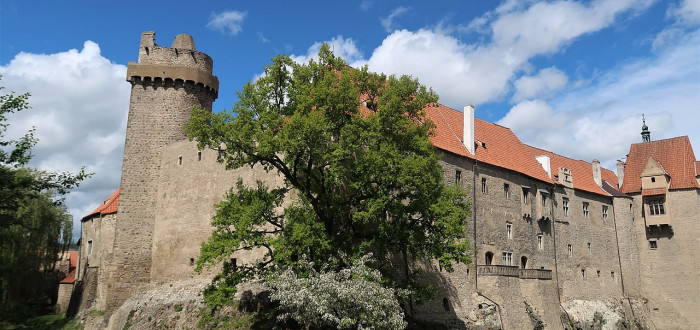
[
  {"left": 187, "top": 45, "right": 470, "bottom": 310},
  {"left": 0, "top": 82, "right": 90, "bottom": 320}
]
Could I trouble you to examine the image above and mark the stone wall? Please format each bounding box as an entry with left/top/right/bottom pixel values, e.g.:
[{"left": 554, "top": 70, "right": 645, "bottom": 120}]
[
  {"left": 150, "top": 140, "right": 285, "bottom": 284},
  {"left": 633, "top": 189, "right": 700, "bottom": 327}
]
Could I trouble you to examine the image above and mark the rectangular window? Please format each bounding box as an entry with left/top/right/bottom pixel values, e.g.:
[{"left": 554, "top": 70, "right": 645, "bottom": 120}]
[
  {"left": 541, "top": 194, "right": 547, "bottom": 208},
  {"left": 481, "top": 177, "right": 487, "bottom": 194},
  {"left": 501, "top": 252, "right": 513, "bottom": 266},
  {"left": 649, "top": 240, "right": 658, "bottom": 249},
  {"left": 507, "top": 223, "right": 513, "bottom": 239},
  {"left": 87, "top": 240, "right": 93, "bottom": 256},
  {"left": 602, "top": 205, "right": 609, "bottom": 221},
  {"left": 563, "top": 198, "right": 569, "bottom": 216},
  {"left": 178, "top": 155, "right": 183, "bottom": 165},
  {"left": 523, "top": 188, "right": 529, "bottom": 204},
  {"left": 197, "top": 151, "right": 202, "bottom": 161},
  {"left": 587, "top": 242, "right": 592, "bottom": 254},
  {"left": 504, "top": 184, "right": 510, "bottom": 198},
  {"left": 567, "top": 244, "right": 573, "bottom": 257},
  {"left": 581, "top": 269, "right": 586, "bottom": 279},
  {"left": 648, "top": 200, "right": 665, "bottom": 215},
  {"left": 537, "top": 235, "right": 543, "bottom": 250},
  {"left": 583, "top": 202, "right": 590, "bottom": 219},
  {"left": 455, "top": 170, "right": 461, "bottom": 185}
]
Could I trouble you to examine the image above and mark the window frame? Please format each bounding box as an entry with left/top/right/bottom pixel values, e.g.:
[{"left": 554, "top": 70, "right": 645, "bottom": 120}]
[
  {"left": 562, "top": 197, "right": 569, "bottom": 216},
  {"left": 583, "top": 202, "right": 590, "bottom": 219},
  {"left": 648, "top": 199, "right": 665, "bottom": 216},
  {"left": 501, "top": 251, "right": 513, "bottom": 266}
]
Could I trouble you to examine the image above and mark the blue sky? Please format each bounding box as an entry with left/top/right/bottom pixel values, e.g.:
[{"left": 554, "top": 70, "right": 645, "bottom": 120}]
[{"left": 1, "top": 0, "right": 699, "bottom": 240}]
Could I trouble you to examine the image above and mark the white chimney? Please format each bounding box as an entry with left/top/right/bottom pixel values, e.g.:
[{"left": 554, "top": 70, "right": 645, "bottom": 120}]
[
  {"left": 536, "top": 155, "right": 552, "bottom": 179},
  {"left": 464, "top": 105, "right": 475, "bottom": 155},
  {"left": 616, "top": 159, "right": 625, "bottom": 188},
  {"left": 592, "top": 159, "right": 602, "bottom": 187}
]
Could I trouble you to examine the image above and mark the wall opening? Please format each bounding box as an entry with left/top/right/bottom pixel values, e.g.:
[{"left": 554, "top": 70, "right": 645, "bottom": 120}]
[
  {"left": 520, "top": 256, "right": 528, "bottom": 269},
  {"left": 178, "top": 155, "right": 183, "bottom": 165},
  {"left": 485, "top": 252, "right": 493, "bottom": 265},
  {"left": 443, "top": 297, "right": 450, "bottom": 312},
  {"left": 198, "top": 151, "right": 202, "bottom": 161}
]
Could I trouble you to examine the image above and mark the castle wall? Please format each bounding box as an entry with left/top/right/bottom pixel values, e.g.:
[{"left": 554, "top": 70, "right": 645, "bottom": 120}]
[
  {"left": 150, "top": 140, "right": 285, "bottom": 284},
  {"left": 634, "top": 189, "right": 700, "bottom": 327},
  {"left": 77, "top": 213, "right": 116, "bottom": 311},
  {"left": 105, "top": 31, "right": 217, "bottom": 312}
]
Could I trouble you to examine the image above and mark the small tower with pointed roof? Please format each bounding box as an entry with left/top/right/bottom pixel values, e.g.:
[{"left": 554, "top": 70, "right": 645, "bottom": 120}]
[{"left": 641, "top": 115, "right": 651, "bottom": 142}]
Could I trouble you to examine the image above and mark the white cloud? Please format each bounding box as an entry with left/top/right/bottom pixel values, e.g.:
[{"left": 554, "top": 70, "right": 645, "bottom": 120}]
[
  {"left": 667, "top": 0, "right": 700, "bottom": 25},
  {"left": 206, "top": 10, "right": 247, "bottom": 36},
  {"left": 290, "top": 36, "right": 366, "bottom": 67},
  {"left": 499, "top": 29, "right": 700, "bottom": 169},
  {"left": 513, "top": 67, "right": 568, "bottom": 102},
  {"left": 0, "top": 41, "right": 129, "bottom": 239},
  {"left": 364, "top": 0, "right": 653, "bottom": 109},
  {"left": 258, "top": 32, "right": 270, "bottom": 43},
  {"left": 359, "top": 0, "right": 372, "bottom": 11},
  {"left": 381, "top": 7, "right": 409, "bottom": 33}
]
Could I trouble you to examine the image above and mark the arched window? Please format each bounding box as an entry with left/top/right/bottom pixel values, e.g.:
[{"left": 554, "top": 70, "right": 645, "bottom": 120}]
[
  {"left": 485, "top": 252, "right": 493, "bottom": 265},
  {"left": 521, "top": 256, "right": 528, "bottom": 269}
]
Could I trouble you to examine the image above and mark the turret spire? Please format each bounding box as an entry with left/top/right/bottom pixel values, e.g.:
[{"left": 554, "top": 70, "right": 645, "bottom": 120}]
[{"left": 641, "top": 114, "right": 651, "bottom": 142}]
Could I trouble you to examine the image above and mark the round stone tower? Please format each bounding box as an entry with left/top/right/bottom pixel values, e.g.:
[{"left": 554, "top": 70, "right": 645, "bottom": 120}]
[{"left": 105, "top": 31, "right": 218, "bottom": 312}]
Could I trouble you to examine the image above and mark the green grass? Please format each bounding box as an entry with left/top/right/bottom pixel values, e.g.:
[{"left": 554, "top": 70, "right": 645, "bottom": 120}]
[{"left": 0, "top": 314, "right": 83, "bottom": 330}]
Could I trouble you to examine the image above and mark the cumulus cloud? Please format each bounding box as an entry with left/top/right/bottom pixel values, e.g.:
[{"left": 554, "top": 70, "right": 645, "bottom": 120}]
[
  {"left": 206, "top": 10, "right": 247, "bottom": 36},
  {"left": 381, "top": 7, "right": 409, "bottom": 33},
  {"left": 0, "top": 41, "right": 129, "bottom": 239},
  {"left": 512, "top": 67, "right": 568, "bottom": 102},
  {"left": 365, "top": 0, "right": 653, "bottom": 109},
  {"left": 499, "top": 29, "right": 700, "bottom": 169},
  {"left": 290, "top": 35, "right": 366, "bottom": 67}
]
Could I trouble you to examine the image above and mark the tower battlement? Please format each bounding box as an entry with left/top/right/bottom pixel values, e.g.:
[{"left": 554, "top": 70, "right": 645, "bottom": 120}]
[{"left": 127, "top": 31, "right": 218, "bottom": 99}]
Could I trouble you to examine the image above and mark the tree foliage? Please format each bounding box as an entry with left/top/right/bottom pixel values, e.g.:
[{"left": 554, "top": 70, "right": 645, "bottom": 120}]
[
  {"left": 268, "top": 254, "right": 407, "bottom": 330},
  {"left": 188, "top": 46, "right": 470, "bottom": 316},
  {"left": 0, "top": 82, "right": 90, "bottom": 320}
]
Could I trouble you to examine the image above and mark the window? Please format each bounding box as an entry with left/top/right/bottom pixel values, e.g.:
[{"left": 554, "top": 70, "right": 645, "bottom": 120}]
[
  {"left": 504, "top": 184, "right": 510, "bottom": 198},
  {"left": 178, "top": 155, "right": 183, "bottom": 165},
  {"left": 189, "top": 258, "right": 195, "bottom": 266},
  {"left": 581, "top": 269, "right": 586, "bottom": 279},
  {"left": 537, "top": 235, "right": 543, "bottom": 250},
  {"left": 485, "top": 252, "right": 494, "bottom": 265},
  {"left": 197, "top": 151, "right": 202, "bottom": 161},
  {"left": 602, "top": 205, "right": 609, "bottom": 221},
  {"left": 648, "top": 200, "right": 665, "bottom": 215},
  {"left": 443, "top": 298, "right": 450, "bottom": 312},
  {"left": 597, "top": 270, "right": 601, "bottom": 277},
  {"left": 651, "top": 177, "right": 656, "bottom": 183},
  {"left": 583, "top": 202, "right": 590, "bottom": 219},
  {"left": 649, "top": 240, "right": 658, "bottom": 249},
  {"left": 87, "top": 240, "right": 93, "bottom": 256},
  {"left": 501, "top": 252, "right": 513, "bottom": 266},
  {"left": 507, "top": 223, "right": 513, "bottom": 239},
  {"left": 523, "top": 187, "right": 530, "bottom": 204},
  {"left": 481, "top": 177, "right": 487, "bottom": 193},
  {"left": 455, "top": 170, "right": 461, "bottom": 185},
  {"left": 563, "top": 198, "right": 570, "bottom": 216},
  {"left": 587, "top": 242, "right": 592, "bottom": 254},
  {"left": 611, "top": 271, "right": 615, "bottom": 280},
  {"left": 629, "top": 203, "right": 633, "bottom": 212},
  {"left": 541, "top": 194, "right": 547, "bottom": 208},
  {"left": 567, "top": 244, "right": 573, "bottom": 257}
]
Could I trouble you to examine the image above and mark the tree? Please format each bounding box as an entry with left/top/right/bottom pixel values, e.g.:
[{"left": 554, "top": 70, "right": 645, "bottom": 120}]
[
  {"left": 0, "top": 82, "right": 89, "bottom": 320},
  {"left": 188, "top": 45, "right": 470, "bottom": 318},
  {"left": 268, "top": 254, "right": 407, "bottom": 330}
]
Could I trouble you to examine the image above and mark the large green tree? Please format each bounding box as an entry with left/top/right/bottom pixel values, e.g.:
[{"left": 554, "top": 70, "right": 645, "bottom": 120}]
[
  {"left": 188, "top": 46, "right": 470, "bottom": 315},
  {"left": 0, "top": 83, "right": 89, "bottom": 319}
]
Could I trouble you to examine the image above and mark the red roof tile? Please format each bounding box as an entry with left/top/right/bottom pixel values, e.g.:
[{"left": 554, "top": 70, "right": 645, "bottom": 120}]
[
  {"left": 425, "top": 104, "right": 552, "bottom": 184},
  {"left": 521, "top": 145, "right": 616, "bottom": 196},
  {"left": 59, "top": 251, "right": 78, "bottom": 284},
  {"left": 642, "top": 188, "right": 667, "bottom": 196},
  {"left": 60, "top": 269, "right": 76, "bottom": 284},
  {"left": 82, "top": 188, "right": 120, "bottom": 220},
  {"left": 425, "top": 104, "right": 615, "bottom": 196},
  {"left": 621, "top": 136, "right": 699, "bottom": 193}
]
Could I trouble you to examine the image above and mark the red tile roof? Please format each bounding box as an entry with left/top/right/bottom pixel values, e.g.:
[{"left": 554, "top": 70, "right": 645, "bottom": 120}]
[
  {"left": 59, "top": 251, "right": 78, "bottom": 284},
  {"left": 642, "top": 188, "right": 667, "bottom": 196},
  {"left": 621, "top": 136, "right": 699, "bottom": 193},
  {"left": 425, "top": 104, "right": 552, "bottom": 184},
  {"left": 82, "top": 188, "right": 120, "bottom": 220},
  {"left": 425, "top": 104, "right": 617, "bottom": 196},
  {"left": 521, "top": 144, "right": 617, "bottom": 196}
]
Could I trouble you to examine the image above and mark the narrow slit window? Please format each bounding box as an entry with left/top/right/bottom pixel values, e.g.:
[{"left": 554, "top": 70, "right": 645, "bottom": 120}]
[
  {"left": 583, "top": 202, "right": 590, "bottom": 219},
  {"left": 567, "top": 244, "right": 572, "bottom": 257},
  {"left": 178, "top": 155, "right": 183, "bottom": 165},
  {"left": 537, "top": 235, "right": 543, "bottom": 250},
  {"left": 198, "top": 151, "right": 202, "bottom": 161},
  {"left": 506, "top": 223, "right": 513, "bottom": 239},
  {"left": 602, "top": 205, "right": 609, "bottom": 221},
  {"left": 455, "top": 170, "right": 461, "bottom": 185},
  {"left": 504, "top": 183, "right": 510, "bottom": 198},
  {"left": 481, "top": 177, "right": 487, "bottom": 194}
]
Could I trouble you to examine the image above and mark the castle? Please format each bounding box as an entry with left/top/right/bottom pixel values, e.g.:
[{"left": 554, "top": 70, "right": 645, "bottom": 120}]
[{"left": 73, "top": 32, "right": 700, "bottom": 329}]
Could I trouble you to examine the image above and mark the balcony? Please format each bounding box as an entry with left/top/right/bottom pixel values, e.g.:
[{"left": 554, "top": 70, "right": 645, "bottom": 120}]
[{"left": 477, "top": 265, "right": 552, "bottom": 280}]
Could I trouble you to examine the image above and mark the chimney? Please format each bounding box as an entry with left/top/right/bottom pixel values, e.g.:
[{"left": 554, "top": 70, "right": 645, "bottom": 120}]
[
  {"left": 536, "top": 155, "right": 552, "bottom": 179},
  {"left": 592, "top": 159, "right": 602, "bottom": 187},
  {"left": 464, "top": 105, "right": 475, "bottom": 155},
  {"left": 616, "top": 159, "right": 625, "bottom": 188}
]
